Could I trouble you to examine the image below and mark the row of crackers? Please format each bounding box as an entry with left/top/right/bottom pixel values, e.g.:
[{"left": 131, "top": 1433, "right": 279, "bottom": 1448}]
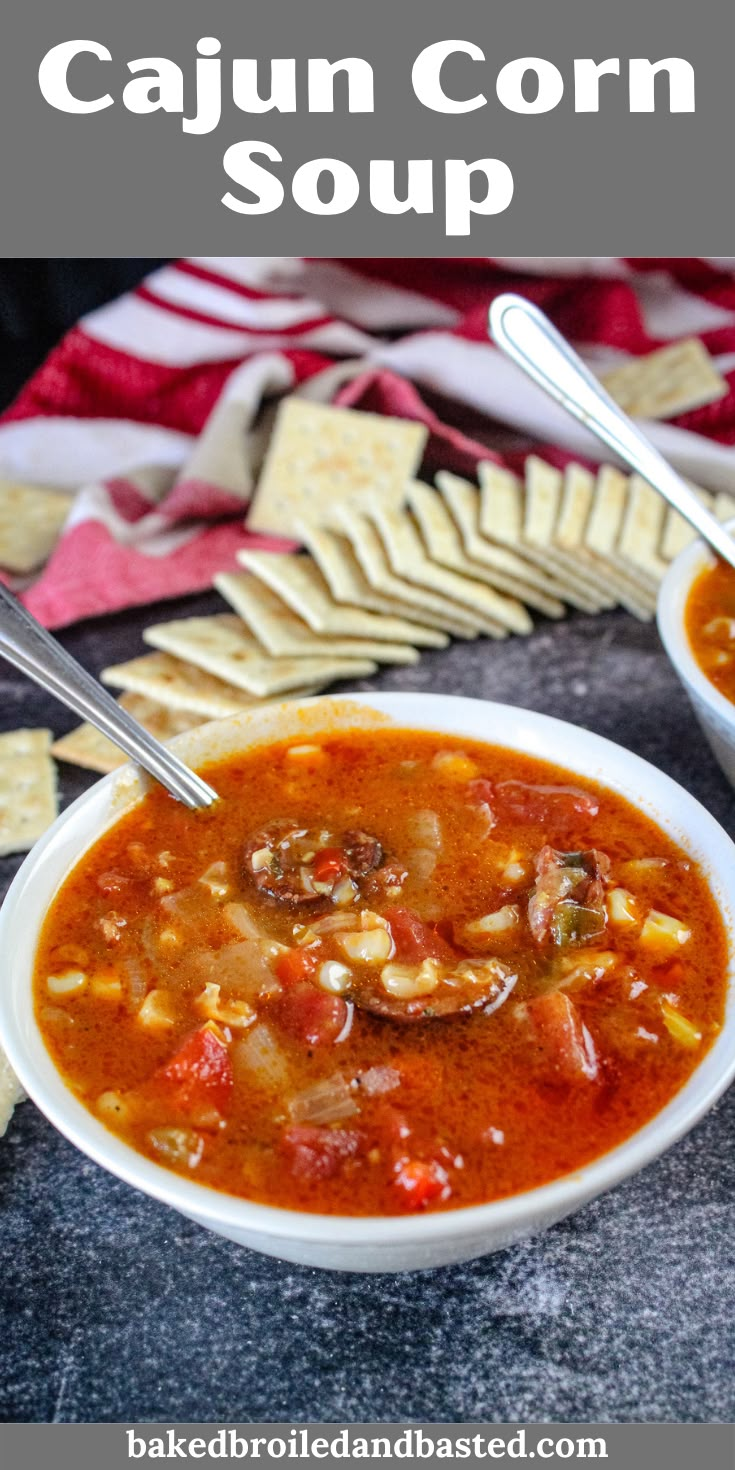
[{"left": 45, "top": 396, "right": 733, "bottom": 785}]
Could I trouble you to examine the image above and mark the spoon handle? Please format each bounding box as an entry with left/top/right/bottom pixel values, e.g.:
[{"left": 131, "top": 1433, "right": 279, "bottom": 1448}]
[
  {"left": 488, "top": 293, "right": 735, "bottom": 573},
  {"left": 0, "top": 582, "right": 218, "bottom": 809}
]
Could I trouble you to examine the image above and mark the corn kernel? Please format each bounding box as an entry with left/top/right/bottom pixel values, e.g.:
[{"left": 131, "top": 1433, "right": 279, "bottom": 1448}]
[
  {"left": 47, "top": 970, "right": 87, "bottom": 998},
  {"left": 285, "top": 744, "right": 326, "bottom": 761},
  {"left": 431, "top": 751, "right": 479, "bottom": 781},
  {"left": 195, "top": 981, "right": 254, "bottom": 1029},
  {"left": 137, "top": 989, "right": 177, "bottom": 1029},
  {"left": 464, "top": 905, "right": 520, "bottom": 939},
  {"left": 90, "top": 973, "right": 123, "bottom": 1001},
  {"left": 336, "top": 928, "right": 393, "bottom": 964},
  {"left": 381, "top": 959, "right": 439, "bottom": 999},
  {"left": 318, "top": 961, "right": 353, "bottom": 995},
  {"left": 97, "top": 1090, "right": 131, "bottom": 1124}
]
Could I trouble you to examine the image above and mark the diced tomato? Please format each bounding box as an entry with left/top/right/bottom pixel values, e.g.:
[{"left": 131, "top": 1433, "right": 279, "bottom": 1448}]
[
  {"left": 275, "top": 947, "right": 319, "bottom": 988},
  {"left": 393, "top": 1158, "right": 450, "bottom": 1210},
  {"left": 465, "top": 778, "right": 496, "bottom": 835},
  {"left": 467, "top": 777, "right": 495, "bottom": 809},
  {"left": 496, "top": 781, "right": 600, "bottom": 824},
  {"left": 281, "top": 1124, "right": 361, "bottom": 1180},
  {"left": 275, "top": 982, "right": 351, "bottom": 1046},
  {"left": 157, "top": 1024, "right": 233, "bottom": 1116},
  {"left": 312, "top": 848, "right": 348, "bottom": 883},
  {"left": 383, "top": 908, "right": 455, "bottom": 963},
  {"left": 527, "top": 992, "right": 599, "bottom": 1081}
]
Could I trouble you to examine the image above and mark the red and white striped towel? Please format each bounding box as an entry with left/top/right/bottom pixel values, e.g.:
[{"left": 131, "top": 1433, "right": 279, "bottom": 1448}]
[{"left": 2, "top": 256, "right": 735, "bottom": 629}]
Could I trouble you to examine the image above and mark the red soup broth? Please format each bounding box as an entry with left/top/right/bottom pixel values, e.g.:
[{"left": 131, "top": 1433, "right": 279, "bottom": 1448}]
[
  {"left": 33, "top": 729, "right": 727, "bottom": 1216},
  {"left": 685, "top": 557, "right": 735, "bottom": 704}
]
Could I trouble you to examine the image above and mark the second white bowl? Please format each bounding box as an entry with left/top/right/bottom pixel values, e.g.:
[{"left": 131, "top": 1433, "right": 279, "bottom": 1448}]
[{"left": 657, "top": 530, "right": 735, "bottom": 789}]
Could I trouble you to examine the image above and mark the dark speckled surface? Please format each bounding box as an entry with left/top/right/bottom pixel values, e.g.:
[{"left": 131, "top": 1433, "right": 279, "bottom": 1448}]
[{"left": 1, "top": 593, "right": 734, "bottom": 1424}]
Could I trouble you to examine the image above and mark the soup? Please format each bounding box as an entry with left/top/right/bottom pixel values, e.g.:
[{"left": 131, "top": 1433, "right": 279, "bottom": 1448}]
[
  {"left": 685, "top": 557, "right": 735, "bottom": 703},
  {"left": 33, "top": 729, "right": 727, "bottom": 1216}
]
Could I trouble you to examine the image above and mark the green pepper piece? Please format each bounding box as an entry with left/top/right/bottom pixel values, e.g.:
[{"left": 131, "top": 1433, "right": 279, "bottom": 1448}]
[{"left": 551, "top": 899, "right": 606, "bottom": 947}]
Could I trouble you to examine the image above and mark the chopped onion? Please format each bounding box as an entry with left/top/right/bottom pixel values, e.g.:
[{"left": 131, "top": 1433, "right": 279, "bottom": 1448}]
[
  {"left": 406, "top": 846, "right": 437, "bottom": 881},
  {"left": 555, "top": 951, "right": 617, "bottom": 991},
  {"left": 214, "top": 940, "right": 279, "bottom": 999},
  {"left": 304, "top": 911, "right": 365, "bottom": 938},
  {"left": 199, "top": 861, "right": 230, "bottom": 898},
  {"left": 160, "top": 887, "right": 191, "bottom": 914},
  {"left": 408, "top": 809, "right": 442, "bottom": 848},
  {"left": 231, "top": 1024, "right": 289, "bottom": 1093},
  {"left": 287, "top": 1072, "right": 359, "bottom": 1125},
  {"left": 661, "top": 1000, "right": 702, "bottom": 1048},
  {"left": 121, "top": 956, "right": 149, "bottom": 1012},
  {"left": 148, "top": 1127, "right": 204, "bottom": 1168},
  {"left": 223, "top": 903, "right": 264, "bottom": 940}
]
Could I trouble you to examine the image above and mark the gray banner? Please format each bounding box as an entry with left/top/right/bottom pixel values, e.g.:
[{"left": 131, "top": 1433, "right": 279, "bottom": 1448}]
[
  {"left": 0, "top": 0, "right": 733, "bottom": 253},
  {"left": 0, "top": 1424, "right": 734, "bottom": 1466}
]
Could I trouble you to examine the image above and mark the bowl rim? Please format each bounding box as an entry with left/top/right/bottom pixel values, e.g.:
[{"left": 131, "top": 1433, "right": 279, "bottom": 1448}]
[
  {"left": 657, "top": 521, "right": 735, "bottom": 731},
  {"left": 2, "top": 689, "right": 735, "bottom": 1250}
]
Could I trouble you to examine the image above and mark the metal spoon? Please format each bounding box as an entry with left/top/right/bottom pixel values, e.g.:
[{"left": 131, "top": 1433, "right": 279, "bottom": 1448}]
[
  {"left": 488, "top": 293, "right": 735, "bottom": 574},
  {"left": 0, "top": 582, "right": 218, "bottom": 809}
]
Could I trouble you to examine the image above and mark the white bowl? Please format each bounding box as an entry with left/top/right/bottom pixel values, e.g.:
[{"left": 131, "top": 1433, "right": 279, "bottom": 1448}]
[
  {"left": 658, "top": 531, "right": 735, "bottom": 788},
  {"left": 1, "top": 692, "right": 735, "bottom": 1273}
]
